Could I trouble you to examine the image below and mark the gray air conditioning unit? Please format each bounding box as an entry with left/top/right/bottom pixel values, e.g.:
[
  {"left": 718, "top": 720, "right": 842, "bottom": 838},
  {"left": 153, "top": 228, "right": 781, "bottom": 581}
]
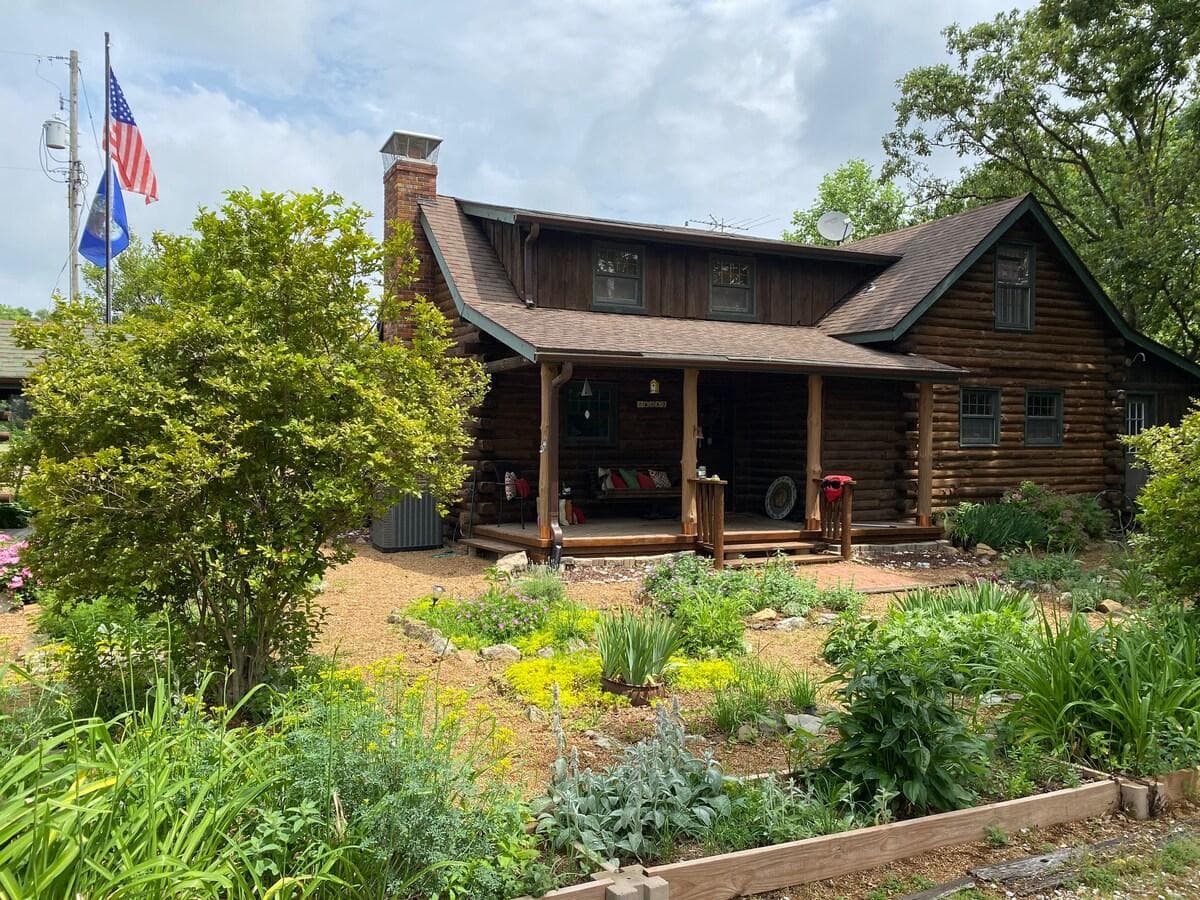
[{"left": 370, "top": 490, "right": 443, "bottom": 552}]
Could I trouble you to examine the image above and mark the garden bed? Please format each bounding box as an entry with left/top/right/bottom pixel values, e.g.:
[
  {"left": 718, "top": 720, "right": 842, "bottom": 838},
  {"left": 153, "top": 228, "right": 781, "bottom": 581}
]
[{"left": 528, "top": 775, "right": 1122, "bottom": 899}]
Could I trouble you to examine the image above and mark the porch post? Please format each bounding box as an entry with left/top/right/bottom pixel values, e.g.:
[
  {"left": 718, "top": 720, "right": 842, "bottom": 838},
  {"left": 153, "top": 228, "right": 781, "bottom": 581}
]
[
  {"left": 917, "top": 381, "right": 934, "bottom": 527},
  {"left": 805, "top": 374, "right": 823, "bottom": 530},
  {"left": 681, "top": 367, "right": 699, "bottom": 536},
  {"left": 538, "top": 362, "right": 558, "bottom": 541}
]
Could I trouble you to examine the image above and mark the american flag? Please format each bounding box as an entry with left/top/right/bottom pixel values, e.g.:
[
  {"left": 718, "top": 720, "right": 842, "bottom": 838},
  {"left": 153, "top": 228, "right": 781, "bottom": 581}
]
[{"left": 106, "top": 70, "right": 158, "bottom": 204}]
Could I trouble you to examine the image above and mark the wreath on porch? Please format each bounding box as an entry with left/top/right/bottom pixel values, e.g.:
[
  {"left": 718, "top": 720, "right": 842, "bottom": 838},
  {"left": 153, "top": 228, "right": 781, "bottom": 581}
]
[{"left": 764, "top": 475, "right": 797, "bottom": 520}]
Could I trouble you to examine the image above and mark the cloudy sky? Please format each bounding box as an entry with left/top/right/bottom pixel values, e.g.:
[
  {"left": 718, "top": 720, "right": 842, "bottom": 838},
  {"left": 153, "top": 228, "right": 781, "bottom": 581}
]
[{"left": 3, "top": 0, "right": 1031, "bottom": 310}]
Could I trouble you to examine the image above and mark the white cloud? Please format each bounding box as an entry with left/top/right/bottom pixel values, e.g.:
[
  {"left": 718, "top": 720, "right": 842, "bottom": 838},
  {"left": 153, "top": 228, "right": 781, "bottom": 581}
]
[{"left": 1, "top": 0, "right": 1033, "bottom": 309}]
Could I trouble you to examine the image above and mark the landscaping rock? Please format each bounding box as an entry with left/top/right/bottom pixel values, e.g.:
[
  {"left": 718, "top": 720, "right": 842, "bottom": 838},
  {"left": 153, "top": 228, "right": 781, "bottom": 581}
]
[
  {"left": 526, "top": 705, "right": 545, "bottom": 723},
  {"left": 975, "top": 543, "right": 997, "bottom": 557},
  {"left": 399, "top": 618, "right": 436, "bottom": 642},
  {"left": 784, "top": 713, "right": 825, "bottom": 735},
  {"left": 0, "top": 596, "right": 20, "bottom": 614},
  {"left": 814, "top": 612, "right": 840, "bottom": 626},
  {"left": 775, "top": 616, "right": 806, "bottom": 632},
  {"left": 1098, "top": 599, "right": 1125, "bottom": 615},
  {"left": 980, "top": 691, "right": 1006, "bottom": 707},
  {"left": 386, "top": 608, "right": 406, "bottom": 625},
  {"left": 750, "top": 607, "right": 779, "bottom": 622},
  {"left": 535, "top": 646, "right": 556, "bottom": 658},
  {"left": 1060, "top": 591, "right": 1073, "bottom": 603},
  {"left": 495, "top": 550, "right": 529, "bottom": 575},
  {"left": 430, "top": 635, "right": 456, "bottom": 656},
  {"left": 736, "top": 723, "right": 757, "bottom": 743},
  {"left": 565, "top": 638, "right": 589, "bottom": 653},
  {"left": 480, "top": 643, "right": 522, "bottom": 662},
  {"left": 583, "top": 730, "right": 625, "bottom": 752}
]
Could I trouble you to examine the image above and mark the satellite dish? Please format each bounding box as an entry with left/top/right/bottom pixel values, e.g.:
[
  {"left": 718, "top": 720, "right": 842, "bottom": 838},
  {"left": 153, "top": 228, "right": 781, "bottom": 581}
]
[{"left": 817, "top": 211, "right": 854, "bottom": 244}]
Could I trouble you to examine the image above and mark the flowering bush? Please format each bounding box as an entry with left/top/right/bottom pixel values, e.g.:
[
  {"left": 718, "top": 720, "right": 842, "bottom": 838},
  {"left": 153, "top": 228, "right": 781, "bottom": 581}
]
[{"left": 0, "top": 534, "right": 33, "bottom": 598}]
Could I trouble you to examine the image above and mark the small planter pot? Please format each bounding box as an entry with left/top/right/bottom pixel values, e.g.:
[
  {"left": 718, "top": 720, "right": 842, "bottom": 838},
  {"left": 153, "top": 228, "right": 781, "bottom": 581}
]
[{"left": 600, "top": 675, "right": 664, "bottom": 707}]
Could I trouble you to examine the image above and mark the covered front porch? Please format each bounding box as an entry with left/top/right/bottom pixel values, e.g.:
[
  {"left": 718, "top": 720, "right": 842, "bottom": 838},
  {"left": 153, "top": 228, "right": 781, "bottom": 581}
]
[
  {"left": 470, "top": 513, "right": 943, "bottom": 564},
  {"left": 461, "top": 356, "right": 951, "bottom": 566}
]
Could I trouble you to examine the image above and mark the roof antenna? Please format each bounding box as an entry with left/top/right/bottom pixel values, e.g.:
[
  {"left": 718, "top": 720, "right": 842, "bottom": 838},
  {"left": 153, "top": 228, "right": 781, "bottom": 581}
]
[
  {"left": 684, "top": 213, "right": 749, "bottom": 234},
  {"left": 817, "top": 211, "right": 854, "bottom": 244}
]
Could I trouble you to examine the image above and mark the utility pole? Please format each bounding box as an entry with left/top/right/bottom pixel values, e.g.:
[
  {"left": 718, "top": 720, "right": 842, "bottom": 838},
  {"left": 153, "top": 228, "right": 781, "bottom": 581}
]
[{"left": 67, "top": 49, "right": 80, "bottom": 302}]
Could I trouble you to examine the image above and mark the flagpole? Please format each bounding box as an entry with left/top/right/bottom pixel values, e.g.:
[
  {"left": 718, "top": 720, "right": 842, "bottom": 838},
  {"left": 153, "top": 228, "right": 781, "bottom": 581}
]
[{"left": 103, "top": 31, "right": 112, "bottom": 325}]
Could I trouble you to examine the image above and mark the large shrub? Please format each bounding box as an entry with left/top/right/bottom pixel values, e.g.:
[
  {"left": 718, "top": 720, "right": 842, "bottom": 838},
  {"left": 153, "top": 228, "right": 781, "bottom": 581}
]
[
  {"left": 1127, "top": 408, "right": 1200, "bottom": 599},
  {"left": 13, "top": 190, "right": 485, "bottom": 702}
]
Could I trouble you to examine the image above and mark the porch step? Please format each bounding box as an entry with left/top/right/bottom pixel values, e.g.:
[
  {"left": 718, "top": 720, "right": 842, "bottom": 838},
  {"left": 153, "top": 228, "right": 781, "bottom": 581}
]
[
  {"left": 460, "top": 536, "right": 527, "bottom": 558},
  {"left": 720, "top": 540, "right": 825, "bottom": 554},
  {"left": 725, "top": 552, "right": 843, "bottom": 567}
]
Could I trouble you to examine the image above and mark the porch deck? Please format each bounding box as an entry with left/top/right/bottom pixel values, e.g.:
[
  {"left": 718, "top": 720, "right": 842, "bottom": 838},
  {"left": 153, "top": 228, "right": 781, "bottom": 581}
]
[{"left": 468, "top": 513, "right": 941, "bottom": 560}]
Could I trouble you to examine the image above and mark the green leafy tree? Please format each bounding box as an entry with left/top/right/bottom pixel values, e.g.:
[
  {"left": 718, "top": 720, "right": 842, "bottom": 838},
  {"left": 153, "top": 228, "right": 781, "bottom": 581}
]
[
  {"left": 0, "top": 304, "right": 48, "bottom": 321},
  {"left": 81, "top": 233, "right": 164, "bottom": 315},
  {"left": 884, "top": 0, "right": 1200, "bottom": 357},
  {"left": 784, "top": 159, "right": 921, "bottom": 244},
  {"left": 15, "top": 189, "right": 487, "bottom": 701},
  {"left": 1127, "top": 405, "right": 1200, "bottom": 601}
]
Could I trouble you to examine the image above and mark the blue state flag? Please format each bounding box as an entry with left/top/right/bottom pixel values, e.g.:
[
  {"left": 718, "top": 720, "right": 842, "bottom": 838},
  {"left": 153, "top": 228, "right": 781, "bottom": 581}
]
[{"left": 79, "top": 170, "right": 129, "bottom": 266}]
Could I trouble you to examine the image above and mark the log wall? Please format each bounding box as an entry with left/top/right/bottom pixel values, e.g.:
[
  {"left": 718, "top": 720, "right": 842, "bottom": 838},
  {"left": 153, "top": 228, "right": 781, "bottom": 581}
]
[
  {"left": 473, "top": 220, "right": 879, "bottom": 326},
  {"left": 893, "top": 214, "right": 1126, "bottom": 511}
]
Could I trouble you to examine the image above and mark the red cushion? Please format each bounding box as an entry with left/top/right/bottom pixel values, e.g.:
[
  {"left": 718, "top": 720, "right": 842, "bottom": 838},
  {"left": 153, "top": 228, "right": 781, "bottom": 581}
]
[
  {"left": 636, "top": 472, "right": 655, "bottom": 490},
  {"left": 610, "top": 472, "right": 627, "bottom": 490}
]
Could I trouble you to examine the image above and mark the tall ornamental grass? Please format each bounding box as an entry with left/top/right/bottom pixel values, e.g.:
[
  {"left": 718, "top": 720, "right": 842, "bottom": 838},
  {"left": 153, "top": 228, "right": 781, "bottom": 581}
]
[
  {"left": 0, "top": 670, "right": 345, "bottom": 900},
  {"left": 998, "top": 608, "right": 1200, "bottom": 775}
]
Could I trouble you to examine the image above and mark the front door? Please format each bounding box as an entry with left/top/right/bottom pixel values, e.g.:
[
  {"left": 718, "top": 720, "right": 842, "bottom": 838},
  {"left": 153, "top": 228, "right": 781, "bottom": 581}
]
[
  {"left": 698, "top": 384, "right": 736, "bottom": 509},
  {"left": 1124, "top": 393, "right": 1156, "bottom": 501}
]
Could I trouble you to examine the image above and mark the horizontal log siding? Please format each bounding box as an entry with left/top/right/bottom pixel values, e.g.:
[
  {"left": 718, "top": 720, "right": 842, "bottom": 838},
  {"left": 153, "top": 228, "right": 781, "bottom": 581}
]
[
  {"left": 823, "top": 378, "right": 906, "bottom": 521},
  {"left": 475, "top": 224, "right": 877, "bottom": 325},
  {"left": 894, "top": 215, "right": 1125, "bottom": 510}
]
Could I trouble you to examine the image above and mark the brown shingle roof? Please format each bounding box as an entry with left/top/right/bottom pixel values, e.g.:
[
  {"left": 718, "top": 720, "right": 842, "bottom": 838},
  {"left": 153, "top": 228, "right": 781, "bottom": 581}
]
[
  {"left": 419, "top": 197, "right": 959, "bottom": 380},
  {"left": 458, "top": 199, "right": 901, "bottom": 265},
  {"left": 0, "top": 320, "right": 41, "bottom": 382},
  {"left": 817, "top": 196, "right": 1028, "bottom": 337}
]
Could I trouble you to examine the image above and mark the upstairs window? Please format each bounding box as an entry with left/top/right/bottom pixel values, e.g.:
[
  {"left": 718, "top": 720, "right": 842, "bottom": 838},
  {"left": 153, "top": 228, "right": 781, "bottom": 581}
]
[
  {"left": 995, "top": 242, "right": 1035, "bottom": 330},
  {"left": 592, "top": 244, "right": 643, "bottom": 311},
  {"left": 1025, "top": 389, "right": 1063, "bottom": 446},
  {"left": 960, "top": 387, "right": 1000, "bottom": 447},
  {"left": 709, "top": 255, "right": 756, "bottom": 319}
]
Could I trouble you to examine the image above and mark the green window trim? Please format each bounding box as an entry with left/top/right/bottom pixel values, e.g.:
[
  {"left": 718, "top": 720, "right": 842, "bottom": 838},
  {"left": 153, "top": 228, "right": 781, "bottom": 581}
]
[
  {"left": 995, "top": 242, "right": 1035, "bottom": 332},
  {"left": 592, "top": 243, "right": 645, "bottom": 312},
  {"left": 708, "top": 254, "right": 757, "bottom": 320},
  {"left": 960, "top": 387, "right": 1001, "bottom": 447},
  {"left": 1024, "top": 388, "right": 1063, "bottom": 447}
]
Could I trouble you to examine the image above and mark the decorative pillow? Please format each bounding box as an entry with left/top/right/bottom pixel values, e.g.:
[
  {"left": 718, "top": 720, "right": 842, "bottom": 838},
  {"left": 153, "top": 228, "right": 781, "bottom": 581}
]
[
  {"left": 636, "top": 472, "right": 656, "bottom": 490},
  {"left": 648, "top": 469, "right": 672, "bottom": 488},
  {"left": 609, "top": 472, "right": 628, "bottom": 490},
  {"left": 618, "top": 468, "right": 641, "bottom": 490}
]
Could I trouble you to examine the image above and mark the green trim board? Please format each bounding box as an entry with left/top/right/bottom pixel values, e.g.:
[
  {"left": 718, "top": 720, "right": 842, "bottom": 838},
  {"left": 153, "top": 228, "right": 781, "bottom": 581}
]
[
  {"left": 836, "top": 195, "right": 1200, "bottom": 383},
  {"left": 417, "top": 206, "right": 539, "bottom": 362}
]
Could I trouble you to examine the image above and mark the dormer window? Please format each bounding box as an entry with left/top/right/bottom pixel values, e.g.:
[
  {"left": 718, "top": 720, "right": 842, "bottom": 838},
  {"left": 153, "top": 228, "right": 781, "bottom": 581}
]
[
  {"left": 592, "top": 243, "right": 644, "bottom": 311},
  {"left": 710, "top": 255, "right": 756, "bottom": 319},
  {"left": 995, "top": 242, "right": 1034, "bottom": 330}
]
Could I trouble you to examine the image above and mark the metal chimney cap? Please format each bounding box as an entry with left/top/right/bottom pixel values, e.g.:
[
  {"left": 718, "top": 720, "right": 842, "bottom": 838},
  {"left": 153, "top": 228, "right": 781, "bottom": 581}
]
[{"left": 380, "top": 131, "right": 443, "bottom": 165}]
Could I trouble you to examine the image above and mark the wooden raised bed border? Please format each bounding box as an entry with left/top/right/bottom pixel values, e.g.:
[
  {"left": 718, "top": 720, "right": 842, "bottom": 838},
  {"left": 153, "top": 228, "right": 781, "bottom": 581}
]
[{"left": 529, "top": 778, "right": 1121, "bottom": 900}]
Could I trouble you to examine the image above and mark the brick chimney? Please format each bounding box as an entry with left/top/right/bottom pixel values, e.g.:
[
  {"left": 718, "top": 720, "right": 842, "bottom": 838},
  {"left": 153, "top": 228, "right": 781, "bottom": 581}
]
[{"left": 381, "top": 131, "right": 442, "bottom": 341}]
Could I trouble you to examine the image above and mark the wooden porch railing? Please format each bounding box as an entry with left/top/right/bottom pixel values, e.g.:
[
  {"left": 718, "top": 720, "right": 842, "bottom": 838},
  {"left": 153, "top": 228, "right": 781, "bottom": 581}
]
[
  {"left": 816, "top": 478, "right": 855, "bottom": 560},
  {"left": 690, "top": 478, "right": 727, "bottom": 569}
]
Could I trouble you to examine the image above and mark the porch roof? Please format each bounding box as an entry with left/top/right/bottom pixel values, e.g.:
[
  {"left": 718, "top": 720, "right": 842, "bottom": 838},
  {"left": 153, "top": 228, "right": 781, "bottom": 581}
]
[{"left": 419, "top": 197, "right": 962, "bottom": 381}]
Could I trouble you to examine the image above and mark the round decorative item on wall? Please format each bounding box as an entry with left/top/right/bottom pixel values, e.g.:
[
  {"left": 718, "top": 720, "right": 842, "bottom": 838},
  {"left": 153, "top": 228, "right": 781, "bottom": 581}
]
[{"left": 764, "top": 475, "right": 798, "bottom": 520}]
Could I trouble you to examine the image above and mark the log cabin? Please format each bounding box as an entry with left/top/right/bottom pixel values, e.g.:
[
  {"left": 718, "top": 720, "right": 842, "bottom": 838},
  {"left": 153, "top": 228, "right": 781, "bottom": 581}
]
[{"left": 380, "top": 131, "right": 1200, "bottom": 566}]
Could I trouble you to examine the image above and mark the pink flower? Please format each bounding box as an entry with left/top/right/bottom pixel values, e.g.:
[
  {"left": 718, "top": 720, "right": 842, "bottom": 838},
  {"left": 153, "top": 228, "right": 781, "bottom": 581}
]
[{"left": 8, "top": 576, "right": 23, "bottom": 590}]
